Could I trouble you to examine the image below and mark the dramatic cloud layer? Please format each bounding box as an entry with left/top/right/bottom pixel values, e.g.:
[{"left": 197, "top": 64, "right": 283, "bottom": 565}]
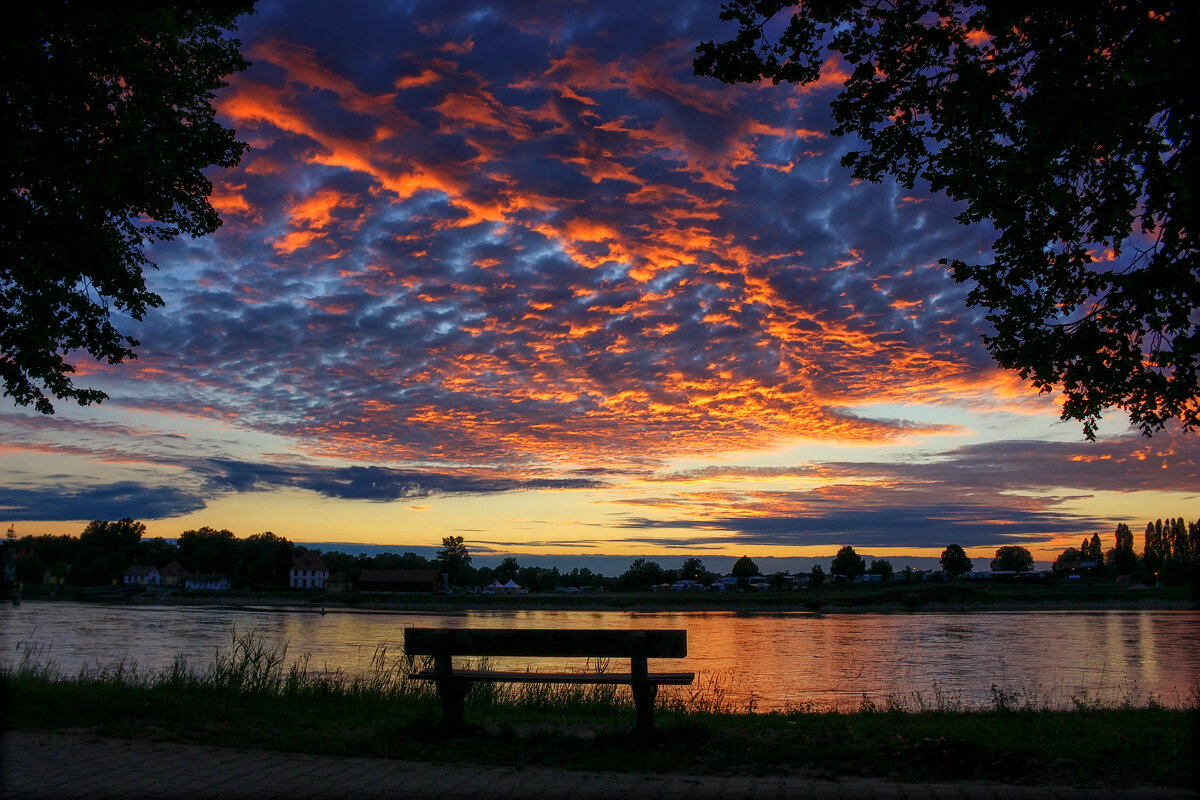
[
  {"left": 105, "top": 0, "right": 1021, "bottom": 468},
  {"left": 3, "top": 0, "right": 1192, "bottom": 554}
]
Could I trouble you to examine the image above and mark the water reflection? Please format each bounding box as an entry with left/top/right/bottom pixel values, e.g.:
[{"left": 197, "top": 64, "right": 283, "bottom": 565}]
[{"left": 2, "top": 603, "right": 1197, "bottom": 711}]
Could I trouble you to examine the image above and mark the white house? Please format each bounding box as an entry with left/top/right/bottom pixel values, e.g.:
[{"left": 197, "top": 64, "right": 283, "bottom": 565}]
[
  {"left": 123, "top": 565, "right": 162, "bottom": 586},
  {"left": 290, "top": 552, "right": 329, "bottom": 589}
]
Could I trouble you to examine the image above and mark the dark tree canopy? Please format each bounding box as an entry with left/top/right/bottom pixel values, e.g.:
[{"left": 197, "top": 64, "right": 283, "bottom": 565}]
[
  {"left": 731, "top": 554, "right": 761, "bottom": 577},
  {"left": 868, "top": 558, "right": 893, "bottom": 579},
  {"left": 830, "top": 544, "right": 866, "bottom": 577},
  {"left": 990, "top": 545, "right": 1034, "bottom": 572},
  {"left": 434, "top": 535, "right": 472, "bottom": 578},
  {"left": 620, "top": 557, "right": 665, "bottom": 590},
  {"left": 75, "top": 517, "right": 144, "bottom": 585},
  {"left": 1109, "top": 522, "right": 1139, "bottom": 574},
  {"left": 237, "top": 530, "right": 294, "bottom": 590},
  {"left": 680, "top": 556, "right": 706, "bottom": 580},
  {"left": 939, "top": 543, "right": 973, "bottom": 577},
  {"left": 1052, "top": 546, "right": 1085, "bottom": 571},
  {"left": 178, "top": 526, "right": 236, "bottom": 575},
  {"left": 2, "top": 2, "right": 253, "bottom": 414},
  {"left": 696, "top": 2, "right": 1198, "bottom": 438},
  {"left": 494, "top": 556, "right": 521, "bottom": 583}
]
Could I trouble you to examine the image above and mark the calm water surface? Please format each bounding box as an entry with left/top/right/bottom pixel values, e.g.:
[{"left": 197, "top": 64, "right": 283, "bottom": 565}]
[{"left": 3, "top": 602, "right": 1197, "bottom": 711}]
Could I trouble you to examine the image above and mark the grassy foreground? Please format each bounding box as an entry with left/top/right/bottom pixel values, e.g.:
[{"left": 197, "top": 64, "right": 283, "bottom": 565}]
[{"left": 2, "top": 634, "right": 1195, "bottom": 788}]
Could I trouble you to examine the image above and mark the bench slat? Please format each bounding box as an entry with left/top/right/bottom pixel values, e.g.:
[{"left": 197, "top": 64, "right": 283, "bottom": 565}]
[
  {"left": 412, "top": 668, "right": 695, "bottom": 685},
  {"left": 404, "top": 628, "right": 687, "bottom": 658}
]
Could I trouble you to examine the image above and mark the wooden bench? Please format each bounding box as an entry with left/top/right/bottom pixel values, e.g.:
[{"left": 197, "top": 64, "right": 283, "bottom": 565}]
[{"left": 404, "top": 628, "right": 694, "bottom": 731}]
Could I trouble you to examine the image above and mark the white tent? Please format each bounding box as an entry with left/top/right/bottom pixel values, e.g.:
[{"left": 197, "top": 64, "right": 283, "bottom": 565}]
[{"left": 483, "top": 578, "right": 524, "bottom": 595}]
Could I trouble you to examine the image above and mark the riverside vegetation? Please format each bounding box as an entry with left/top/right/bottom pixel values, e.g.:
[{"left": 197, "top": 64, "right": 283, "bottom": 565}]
[{"left": 2, "top": 631, "right": 1195, "bottom": 788}]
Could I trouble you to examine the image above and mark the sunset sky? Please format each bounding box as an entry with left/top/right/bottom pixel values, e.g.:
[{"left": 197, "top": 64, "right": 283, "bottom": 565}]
[{"left": 3, "top": 0, "right": 1196, "bottom": 568}]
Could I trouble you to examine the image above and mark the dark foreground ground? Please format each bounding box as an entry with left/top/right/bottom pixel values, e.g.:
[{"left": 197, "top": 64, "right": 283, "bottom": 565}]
[{"left": 3, "top": 731, "right": 1196, "bottom": 800}]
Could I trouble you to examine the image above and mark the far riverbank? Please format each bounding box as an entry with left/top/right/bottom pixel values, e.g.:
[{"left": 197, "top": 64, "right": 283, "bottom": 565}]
[{"left": 14, "top": 580, "right": 1197, "bottom": 614}]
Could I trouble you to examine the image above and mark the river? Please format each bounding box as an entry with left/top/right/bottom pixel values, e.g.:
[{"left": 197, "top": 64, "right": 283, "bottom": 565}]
[{"left": 2, "top": 602, "right": 1197, "bottom": 711}]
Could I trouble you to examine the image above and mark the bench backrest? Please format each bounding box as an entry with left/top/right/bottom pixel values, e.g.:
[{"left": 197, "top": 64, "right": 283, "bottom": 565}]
[{"left": 404, "top": 628, "right": 687, "bottom": 659}]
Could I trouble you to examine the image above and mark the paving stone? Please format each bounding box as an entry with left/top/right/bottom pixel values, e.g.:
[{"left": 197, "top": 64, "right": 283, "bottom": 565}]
[{"left": 3, "top": 732, "right": 1197, "bottom": 800}]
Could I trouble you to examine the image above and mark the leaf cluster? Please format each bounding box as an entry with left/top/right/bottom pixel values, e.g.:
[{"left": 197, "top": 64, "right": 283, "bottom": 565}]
[
  {"left": 696, "top": 1, "right": 1198, "bottom": 437},
  {"left": 2, "top": 2, "right": 253, "bottom": 413}
]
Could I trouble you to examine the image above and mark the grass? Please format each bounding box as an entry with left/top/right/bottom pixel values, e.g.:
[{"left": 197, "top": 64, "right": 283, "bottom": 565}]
[{"left": 3, "top": 630, "right": 1196, "bottom": 787}]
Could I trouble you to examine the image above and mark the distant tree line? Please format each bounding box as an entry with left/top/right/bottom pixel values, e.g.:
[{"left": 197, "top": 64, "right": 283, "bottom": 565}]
[
  {"left": 3, "top": 521, "right": 299, "bottom": 590},
  {"left": 1052, "top": 518, "right": 1200, "bottom": 586},
  {"left": 5, "top": 515, "right": 1197, "bottom": 592}
]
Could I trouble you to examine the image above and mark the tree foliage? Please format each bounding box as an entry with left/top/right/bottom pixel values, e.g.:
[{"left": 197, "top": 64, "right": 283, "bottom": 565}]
[
  {"left": 75, "top": 518, "right": 144, "bottom": 585},
  {"left": 680, "top": 557, "right": 706, "bottom": 581},
  {"left": 830, "top": 545, "right": 866, "bottom": 578},
  {"left": 939, "top": 543, "right": 973, "bottom": 577},
  {"left": 494, "top": 556, "right": 521, "bottom": 583},
  {"left": 696, "top": 1, "right": 1198, "bottom": 437},
  {"left": 1052, "top": 546, "right": 1085, "bottom": 572},
  {"left": 236, "top": 530, "right": 293, "bottom": 589},
  {"left": 434, "top": 535, "right": 471, "bottom": 590},
  {"left": 2, "top": 2, "right": 253, "bottom": 413},
  {"left": 14, "top": 553, "right": 46, "bottom": 585},
  {"left": 619, "top": 557, "right": 665, "bottom": 590},
  {"left": 868, "top": 558, "right": 893, "bottom": 580},
  {"left": 178, "top": 526, "right": 236, "bottom": 575},
  {"left": 1080, "top": 533, "right": 1105, "bottom": 564},
  {"left": 1108, "top": 522, "right": 1139, "bottom": 574},
  {"left": 730, "top": 555, "right": 761, "bottom": 577},
  {"left": 434, "top": 535, "right": 471, "bottom": 577},
  {"left": 990, "top": 545, "right": 1034, "bottom": 572}
]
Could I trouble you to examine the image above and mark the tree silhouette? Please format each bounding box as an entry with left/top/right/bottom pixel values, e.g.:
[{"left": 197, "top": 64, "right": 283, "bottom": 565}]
[
  {"left": 730, "top": 554, "right": 761, "bottom": 588},
  {"left": 696, "top": 2, "right": 1198, "bottom": 437},
  {"left": 830, "top": 545, "right": 866, "bottom": 579},
  {"left": 3, "top": 3, "right": 253, "bottom": 413},
  {"left": 434, "top": 535, "right": 471, "bottom": 588},
  {"left": 680, "top": 557, "right": 706, "bottom": 581},
  {"left": 990, "top": 546, "right": 1033, "bottom": 573},
  {"left": 939, "top": 544, "right": 973, "bottom": 578},
  {"left": 1109, "top": 522, "right": 1139, "bottom": 575}
]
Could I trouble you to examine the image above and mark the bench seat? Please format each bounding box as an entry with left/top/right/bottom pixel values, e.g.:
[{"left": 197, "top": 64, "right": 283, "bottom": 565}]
[
  {"left": 405, "top": 627, "right": 693, "bottom": 731},
  {"left": 412, "top": 668, "right": 696, "bottom": 685}
]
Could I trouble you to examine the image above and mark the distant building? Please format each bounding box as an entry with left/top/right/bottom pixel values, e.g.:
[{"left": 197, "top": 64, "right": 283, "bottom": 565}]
[
  {"left": 123, "top": 565, "right": 162, "bottom": 586},
  {"left": 1054, "top": 558, "right": 1100, "bottom": 576},
  {"left": 357, "top": 569, "right": 441, "bottom": 593},
  {"left": 160, "top": 561, "right": 189, "bottom": 587},
  {"left": 184, "top": 574, "right": 230, "bottom": 591},
  {"left": 290, "top": 552, "right": 329, "bottom": 589},
  {"left": 325, "top": 571, "right": 353, "bottom": 593}
]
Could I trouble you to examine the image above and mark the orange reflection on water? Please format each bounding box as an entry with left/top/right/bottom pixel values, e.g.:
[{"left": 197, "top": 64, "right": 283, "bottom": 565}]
[{"left": 5, "top": 605, "right": 1197, "bottom": 713}]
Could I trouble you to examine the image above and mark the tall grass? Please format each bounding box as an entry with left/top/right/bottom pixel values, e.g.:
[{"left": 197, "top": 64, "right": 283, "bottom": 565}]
[
  {"left": 5, "top": 627, "right": 1196, "bottom": 717},
  {"left": 5, "top": 628, "right": 1195, "bottom": 786}
]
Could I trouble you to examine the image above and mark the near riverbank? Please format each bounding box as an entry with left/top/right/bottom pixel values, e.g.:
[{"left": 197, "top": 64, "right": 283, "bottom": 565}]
[{"left": 2, "top": 630, "right": 1195, "bottom": 789}]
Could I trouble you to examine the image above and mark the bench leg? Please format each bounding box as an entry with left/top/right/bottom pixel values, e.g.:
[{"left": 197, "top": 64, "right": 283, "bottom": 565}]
[
  {"left": 435, "top": 679, "right": 471, "bottom": 728},
  {"left": 631, "top": 683, "right": 659, "bottom": 732}
]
